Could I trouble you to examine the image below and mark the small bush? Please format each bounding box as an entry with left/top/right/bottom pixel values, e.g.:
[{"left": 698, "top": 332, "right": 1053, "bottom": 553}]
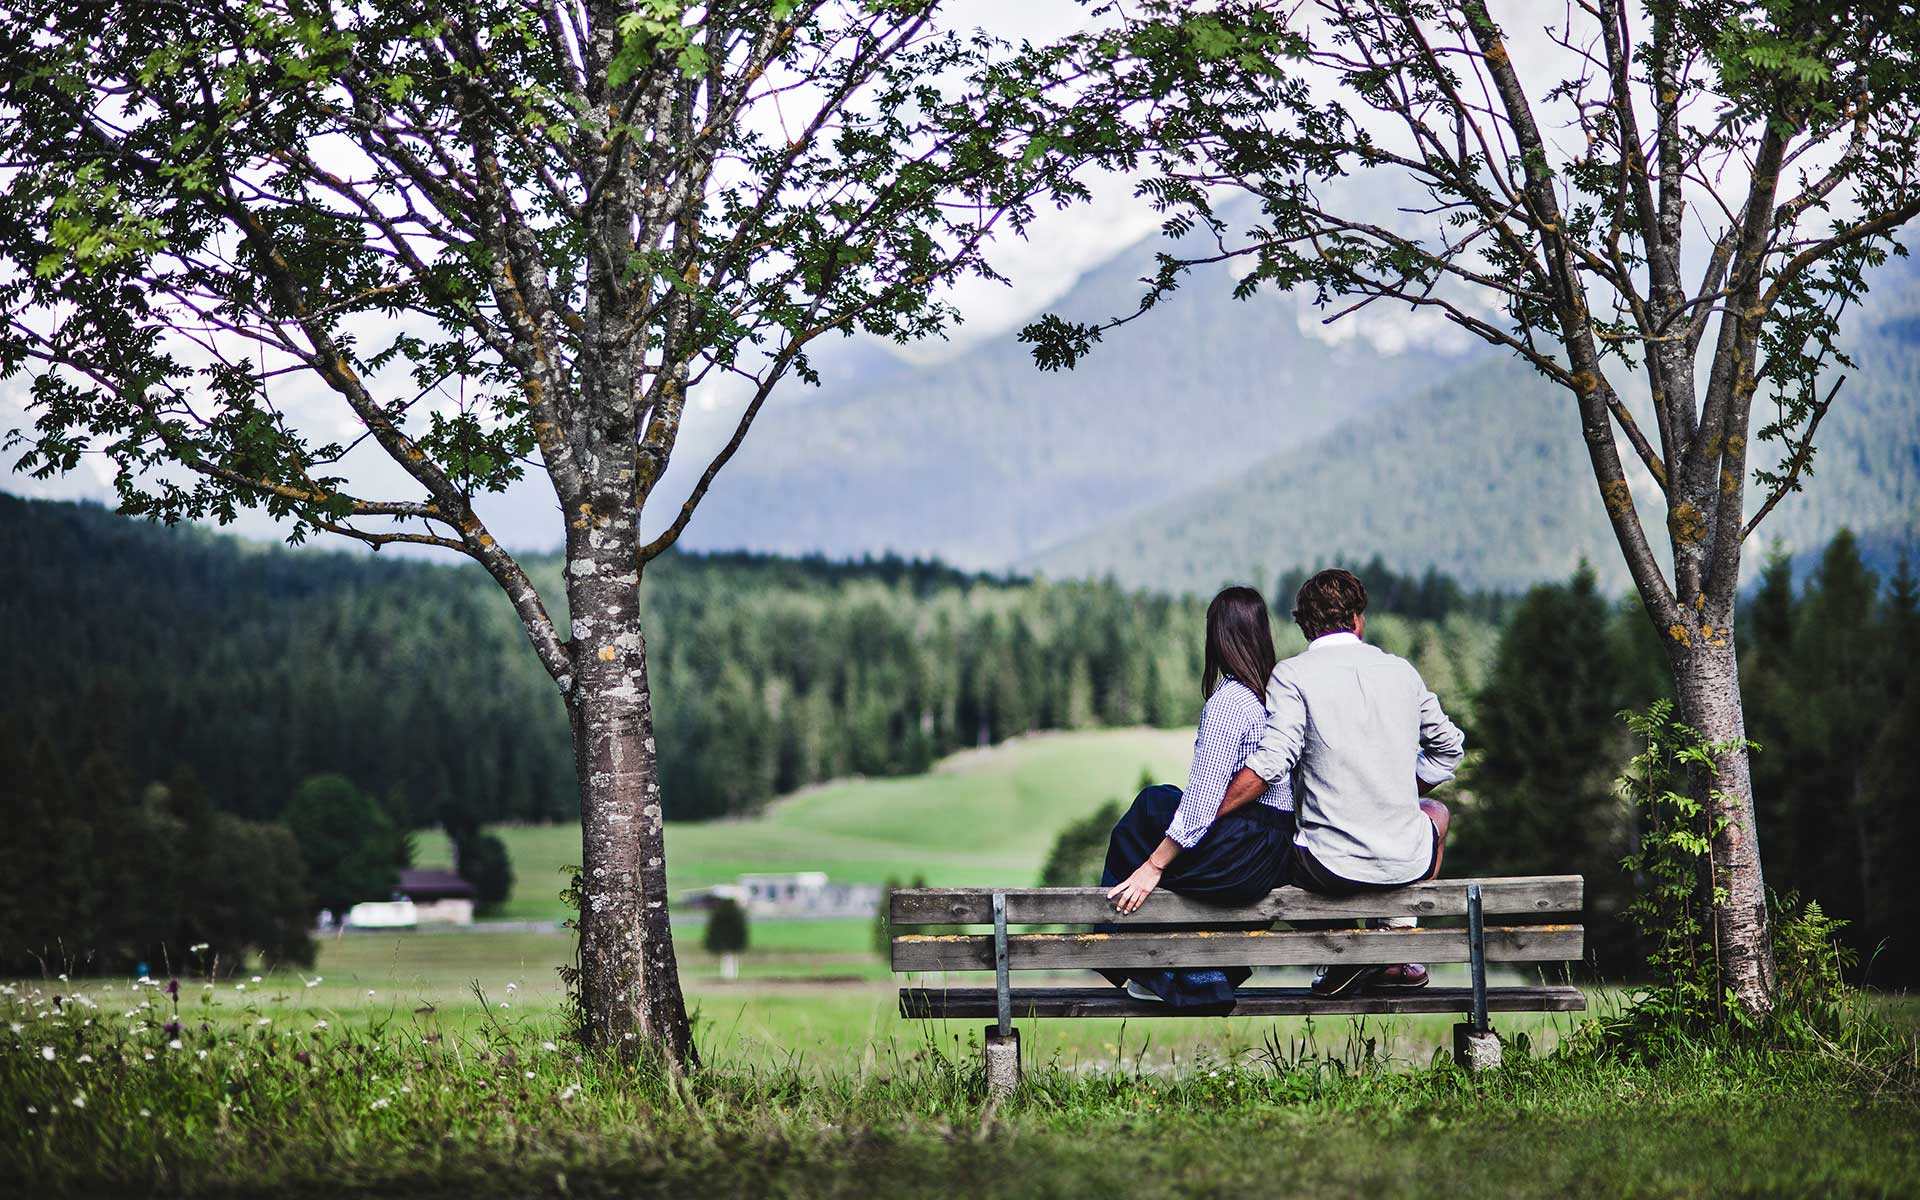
[
  {"left": 873, "top": 875, "right": 927, "bottom": 959},
  {"left": 1038, "top": 797, "right": 1123, "bottom": 887},
  {"left": 1583, "top": 704, "right": 1883, "bottom": 1061},
  {"left": 703, "top": 898, "right": 750, "bottom": 956}
]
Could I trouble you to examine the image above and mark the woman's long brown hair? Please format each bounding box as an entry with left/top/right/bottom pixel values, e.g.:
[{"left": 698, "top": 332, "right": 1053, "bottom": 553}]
[{"left": 1202, "top": 586, "right": 1278, "bottom": 700}]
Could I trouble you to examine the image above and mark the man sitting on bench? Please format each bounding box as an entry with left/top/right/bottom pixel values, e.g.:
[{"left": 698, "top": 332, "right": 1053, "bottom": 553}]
[{"left": 1216, "top": 567, "right": 1466, "bottom": 997}]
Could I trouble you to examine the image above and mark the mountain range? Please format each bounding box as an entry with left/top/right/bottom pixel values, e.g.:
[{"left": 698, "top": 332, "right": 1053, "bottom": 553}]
[
  {"left": 679, "top": 231, "right": 1474, "bottom": 569},
  {"left": 682, "top": 227, "right": 1920, "bottom": 593}
]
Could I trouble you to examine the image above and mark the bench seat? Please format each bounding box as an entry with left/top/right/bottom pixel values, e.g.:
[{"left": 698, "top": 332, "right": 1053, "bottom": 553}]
[{"left": 901, "top": 984, "right": 1587, "bottom": 1019}]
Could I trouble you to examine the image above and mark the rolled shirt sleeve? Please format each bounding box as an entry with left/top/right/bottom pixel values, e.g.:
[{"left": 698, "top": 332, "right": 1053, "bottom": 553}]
[
  {"left": 1414, "top": 679, "right": 1466, "bottom": 786},
  {"left": 1166, "top": 690, "right": 1257, "bottom": 849},
  {"left": 1243, "top": 666, "right": 1306, "bottom": 785}
]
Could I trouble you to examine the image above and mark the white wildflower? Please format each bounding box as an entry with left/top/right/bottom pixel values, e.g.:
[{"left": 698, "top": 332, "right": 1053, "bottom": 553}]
[
  {"left": 7, "top": 1023, "right": 20, "bottom": 1034},
  {"left": 235, "top": 984, "right": 245, "bottom": 992},
  {"left": 168, "top": 1039, "right": 183, "bottom": 1051},
  {"left": 76, "top": 1054, "right": 93, "bottom": 1064},
  {"left": 197, "top": 1050, "right": 208, "bottom": 1060},
  {"left": 143, "top": 1052, "right": 155, "bottom": 1061},
  {"left": 542, "top": 1041, "right": 558, "bottom": 1052},
  {"left": 250, "top": 976, "right": 262, "bottom": 983},
  {"left": 369, "top": 1097, "right": 390, "bottom": 1110},
  {"left": 256, "top": 1018, "right": 271, "bottom": 1026},
  {"left": 139, "top": 1108, "right": 151, "bottom": 1118},
  {"left": 558, "top": 1084, "right": 579, "bottom": 1101},
  {"left": 313, "top": 1020, "right": 329, "bottom": 1031},
  {"left": 505, "top": 982, "right": 518, "bottom": 993},
  {"left": 524, "top": 1070, "right": 535, "bottom": 1079},
  {"left": 71, "top": 1094, "right": 85, "bottom": 1109},
  {"left": 40, "top": 1046, "right": 54, "bottom": 1062}
]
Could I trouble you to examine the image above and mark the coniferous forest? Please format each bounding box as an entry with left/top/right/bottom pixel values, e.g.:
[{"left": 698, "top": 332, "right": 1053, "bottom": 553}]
[{"left": 2, "top": 494, "right": 1915, "bottom": 983}]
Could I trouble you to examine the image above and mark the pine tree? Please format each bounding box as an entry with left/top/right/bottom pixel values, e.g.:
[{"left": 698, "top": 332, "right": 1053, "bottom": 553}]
[
  {"left": 1856, "top": 680, "right": 1920, "bottom": 985},
  {"left": 1783, "top": 532, "right": 1884, "bottom": 933},
  {"left": 1458, "top": 565, "right": 1635, "bottom": 963}
]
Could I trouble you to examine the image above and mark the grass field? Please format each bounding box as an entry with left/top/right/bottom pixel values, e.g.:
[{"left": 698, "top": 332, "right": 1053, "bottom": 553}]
[
  {"left": 8, "top": 962, "right": 1917, "bottom": 1198},
  {"left": 416, "top": 727, "right": 1194, "bottom": 922},
  {"left": 275, "top": 927, "right": 1599, "bottom": 1070},
  {"left": 10, "top": 730, "right": 1920, "bottom": 1196}
]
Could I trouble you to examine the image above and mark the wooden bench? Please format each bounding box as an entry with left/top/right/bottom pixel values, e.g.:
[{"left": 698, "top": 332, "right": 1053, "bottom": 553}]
[{"left": 890, "top": 875, "right": 1586, "bottom": 1092}]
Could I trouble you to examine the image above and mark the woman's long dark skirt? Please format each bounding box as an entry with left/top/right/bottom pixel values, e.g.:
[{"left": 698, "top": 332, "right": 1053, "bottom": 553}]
[{"left": 1098, "top": 784, "right": 1294, "bottom": 1009}]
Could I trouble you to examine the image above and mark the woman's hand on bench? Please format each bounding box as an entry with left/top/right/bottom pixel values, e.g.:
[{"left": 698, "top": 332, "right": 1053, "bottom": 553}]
[
  {"left": 1111, "top": 834, "right": 1184, "bottom": 913},
  {"left": 1108, "top": 861, "right": 1162, "bottom": 913}
]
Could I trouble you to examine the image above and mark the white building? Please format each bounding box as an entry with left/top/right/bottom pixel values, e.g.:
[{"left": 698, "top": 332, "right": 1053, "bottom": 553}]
[
  {"left": 344, "top": 898, "right": 417, "bottom": 929},
  {"left": 687, "top": 872, "right": 882, "bottom": 919},
  {"left": 394, "top": 868, "right": 477, "bottom": 925},
  {"left": 343, "top": 869, "right": 477, "bottom": 929}
]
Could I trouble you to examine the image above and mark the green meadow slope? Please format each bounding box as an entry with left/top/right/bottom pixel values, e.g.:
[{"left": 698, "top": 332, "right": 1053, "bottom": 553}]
[{"left": 417, "top": 728, "right": 1195, "bottom": 921}]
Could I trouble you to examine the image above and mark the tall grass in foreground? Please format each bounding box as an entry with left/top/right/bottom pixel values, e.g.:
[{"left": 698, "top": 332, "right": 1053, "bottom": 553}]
[{"left": 5, "top": 977, "right": 1918, "bottom": 1198}]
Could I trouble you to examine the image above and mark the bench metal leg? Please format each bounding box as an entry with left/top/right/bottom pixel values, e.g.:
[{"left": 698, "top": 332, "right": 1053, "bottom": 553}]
[
  {"left": 1454, "top": 882, "right": 1501, "bottom": 1073},
  {"left": 984, "top": 891, "right": 1022, "bottom": 1097}
]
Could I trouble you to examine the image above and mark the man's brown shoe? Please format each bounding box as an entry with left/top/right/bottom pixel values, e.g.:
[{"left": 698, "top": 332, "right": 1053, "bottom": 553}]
[
  {"left": 1368, "top": 963, "right": 1430, "bottom": 990},
  {"left": 1310, "top": 964, "right": 1386, "bottom": 997}
]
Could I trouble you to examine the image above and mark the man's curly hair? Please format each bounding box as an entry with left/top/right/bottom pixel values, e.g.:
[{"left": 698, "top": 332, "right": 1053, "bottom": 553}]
[{"left": 1292, "top": 568, "right": 1368, "bottom": 640}]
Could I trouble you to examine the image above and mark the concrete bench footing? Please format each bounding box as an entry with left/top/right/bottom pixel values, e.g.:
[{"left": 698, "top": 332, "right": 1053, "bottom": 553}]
[
  {"left": 1453, "top": 1023, "right": 1502, "bottom": 1073},
  {"left": 983, "top": 1026, "right": 1020, "bottom": 1097}
]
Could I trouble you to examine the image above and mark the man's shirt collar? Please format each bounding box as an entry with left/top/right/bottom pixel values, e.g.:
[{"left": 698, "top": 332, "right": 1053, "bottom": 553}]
[{"left": 1308, "top": 631, "right": 1362, "bottom": 650}]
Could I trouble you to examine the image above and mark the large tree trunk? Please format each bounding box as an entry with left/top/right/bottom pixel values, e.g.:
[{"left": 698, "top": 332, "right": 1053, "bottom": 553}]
[
  {"left": 1668, "top": 635, "right": 1778, "bottom": 1020},
  {"left": 565, "top": 511, "right": 696, "bottom": 1067}
]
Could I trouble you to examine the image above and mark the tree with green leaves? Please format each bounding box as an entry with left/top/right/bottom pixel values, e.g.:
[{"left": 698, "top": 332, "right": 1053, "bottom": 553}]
[
  {"left": 455, "top": 830, "right": 515, "bottom": 915},
  {"left": 0, "top": 1, "right": 1097, "bottom": 1065},
  {"left": 1024, "top": 0, "right": 1920, "bottom": 1019},
  {"left": 283, "top": 774, "right": 407, "bottom": 918}
]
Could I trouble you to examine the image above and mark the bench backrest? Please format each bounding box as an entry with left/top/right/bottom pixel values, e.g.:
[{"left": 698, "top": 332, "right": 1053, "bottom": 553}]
[{"left": 889, "top": 876, "right": 1584, "bottom": 973}]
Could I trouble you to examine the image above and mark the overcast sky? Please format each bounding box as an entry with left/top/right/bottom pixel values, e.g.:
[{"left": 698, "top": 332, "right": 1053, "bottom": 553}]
[
  {"left": 0, "top": 1, "right": 1172, "bottom": 532},
  {"left": 0, "top": 2, "right": 1761, "bottom": 553}
]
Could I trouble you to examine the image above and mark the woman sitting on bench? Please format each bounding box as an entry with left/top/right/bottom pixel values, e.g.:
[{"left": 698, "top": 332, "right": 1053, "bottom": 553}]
[{"left": 1101, "top": 585, "right": 1294, "bottom": 1008}]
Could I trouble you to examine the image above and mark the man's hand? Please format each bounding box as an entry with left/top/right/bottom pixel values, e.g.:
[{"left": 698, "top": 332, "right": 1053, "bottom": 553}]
[{"left": 1107, "top": 861, "right": 1163, "bottom": 914}]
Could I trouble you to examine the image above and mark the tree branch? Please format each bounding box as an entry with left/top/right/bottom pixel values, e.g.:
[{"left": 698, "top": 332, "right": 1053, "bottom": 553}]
[{"left": 1741, "top": 374, "right": 1844, "bottom": 541}]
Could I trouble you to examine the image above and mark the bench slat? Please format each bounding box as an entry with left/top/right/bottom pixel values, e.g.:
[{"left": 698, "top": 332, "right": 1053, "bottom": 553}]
[
  {"left": 890, "top": 924, "right": 1583, "bottom": 972},
  {"left": 900, "top": 985, "right": 1587, "bottom": 1019},
  {"left": 890, "top": 877, "right": 1582, "bottom": 926}
]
